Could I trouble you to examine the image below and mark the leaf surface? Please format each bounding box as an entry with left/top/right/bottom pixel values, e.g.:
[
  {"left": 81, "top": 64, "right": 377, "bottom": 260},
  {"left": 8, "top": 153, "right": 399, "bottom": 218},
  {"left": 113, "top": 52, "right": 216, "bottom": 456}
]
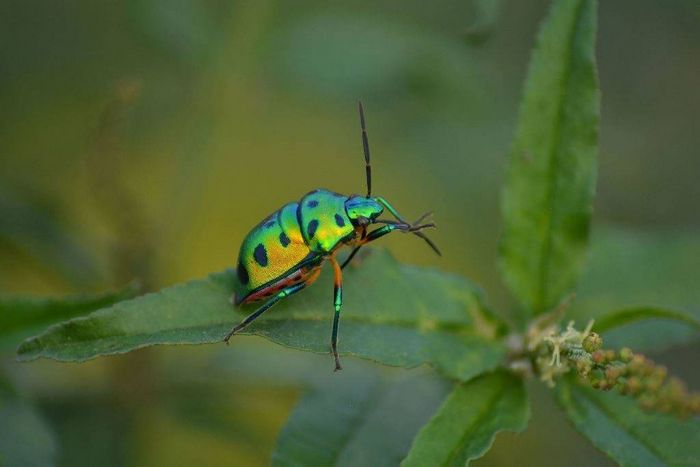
[
  {"left": 0, "top": 285, "right": 138, "bottom": 352},
  {"left": 272, "top": 368, "right": 449, "bottom": 467},
  {"left": 500, "top": 0, "right": 599, "bottom": 318},
  {"left": 18, "top": 249, "right": 505, "bottom": 381},
  {"left": 558, "top": 378, "right": 700, "bottom": 466},
  {"left": 401, "top": 371, "right": 529, "bottom": 466},
  {"left": 593, "top": 307, "right": 700, "bottom": 335}
]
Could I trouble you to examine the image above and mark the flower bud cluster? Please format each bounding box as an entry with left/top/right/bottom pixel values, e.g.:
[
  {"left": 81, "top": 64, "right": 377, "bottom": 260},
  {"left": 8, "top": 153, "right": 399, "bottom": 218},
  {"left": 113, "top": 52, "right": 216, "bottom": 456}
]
[
  {"left": 578, "top": 346, "right": 700, "bottom": 419},
  {"left": 531, "top": 320, "right": 699, "bottom": 419}
]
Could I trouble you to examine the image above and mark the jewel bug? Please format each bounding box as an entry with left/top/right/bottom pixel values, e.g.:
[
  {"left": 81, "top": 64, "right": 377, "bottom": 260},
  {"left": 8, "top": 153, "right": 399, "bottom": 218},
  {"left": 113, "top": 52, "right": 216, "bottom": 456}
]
[{"left": 225, "top": 102, "right": 440, "bottom": 371}]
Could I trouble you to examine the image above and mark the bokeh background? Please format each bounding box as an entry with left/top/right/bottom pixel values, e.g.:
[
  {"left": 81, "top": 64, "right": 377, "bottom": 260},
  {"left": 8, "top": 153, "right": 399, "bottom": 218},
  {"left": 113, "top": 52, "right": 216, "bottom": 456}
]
[{"left": 1, "top": 0, "right": 699, "bottom": 465}]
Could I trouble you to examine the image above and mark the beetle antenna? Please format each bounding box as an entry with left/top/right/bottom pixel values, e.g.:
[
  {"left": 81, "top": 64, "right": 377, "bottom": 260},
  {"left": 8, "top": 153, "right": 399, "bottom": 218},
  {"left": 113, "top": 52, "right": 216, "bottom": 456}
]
[{"left": 358, "top": 100, "right": 372, "bottom": 197}]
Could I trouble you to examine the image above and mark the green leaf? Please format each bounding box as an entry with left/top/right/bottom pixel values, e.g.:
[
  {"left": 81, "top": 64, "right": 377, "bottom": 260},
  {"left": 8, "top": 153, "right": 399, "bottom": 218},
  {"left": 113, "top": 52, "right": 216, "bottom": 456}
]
[
  {"left": 17, "top": 249, "right": 505, "bottom": 381},
  {"left": 499, "top": 0, "right": 599, "bottom": 319},
  {"left": 0, "top": 284, "right": 138, "bottom": 352},
  {"left": 571, "top": 226, "right": 700, "bottom": 350},
  {"left": 557, "top": 378, "right": 700, "bottom": 466},
  {"left": 0, "top": 380, "right": 57, "bottom": 467},
  {"left": 272, "top": 367, "right": 450, "bottom": 467},
  {"left": 401, "top": 371, "right": 529, "bottom": 466},
  {"left": 594, "top": 307, "right": 700, "bottom": 335}
]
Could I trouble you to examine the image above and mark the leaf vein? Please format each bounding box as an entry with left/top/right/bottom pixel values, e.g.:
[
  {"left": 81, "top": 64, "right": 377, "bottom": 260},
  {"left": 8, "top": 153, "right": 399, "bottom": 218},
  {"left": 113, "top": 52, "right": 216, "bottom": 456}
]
[
  {"left": 537, "top": 0, "right": 588, "bottom": 313},
  {"left": 576, "top": 386, "right": 666, "bottom": 463}
]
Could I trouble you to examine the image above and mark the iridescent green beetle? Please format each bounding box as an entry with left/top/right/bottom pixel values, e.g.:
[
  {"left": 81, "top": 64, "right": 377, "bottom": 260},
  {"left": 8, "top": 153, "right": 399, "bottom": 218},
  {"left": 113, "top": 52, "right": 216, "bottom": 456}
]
[{"left": 225, "top": 102, "right": 440, "bottom": 370}]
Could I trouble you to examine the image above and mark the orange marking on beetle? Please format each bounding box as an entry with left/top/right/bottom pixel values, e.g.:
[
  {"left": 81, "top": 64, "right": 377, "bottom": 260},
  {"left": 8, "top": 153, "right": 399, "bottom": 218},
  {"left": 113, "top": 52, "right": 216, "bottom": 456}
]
[
  {"left": 330, "top": 254, "right": 342, "bottom": 287},
  {"left": 241, "top": 266, "right": 321, "bottom": 304}
]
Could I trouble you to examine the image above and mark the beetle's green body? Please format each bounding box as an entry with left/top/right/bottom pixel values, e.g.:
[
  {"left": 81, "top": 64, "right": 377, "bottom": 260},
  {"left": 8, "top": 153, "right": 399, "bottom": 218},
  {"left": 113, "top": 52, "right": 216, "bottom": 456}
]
[
  {"left": 225, "top": 103, "right": 439, "bottom": 371},
  {"left": 234, "top": 190, "right": 382, "bottom": 306}
]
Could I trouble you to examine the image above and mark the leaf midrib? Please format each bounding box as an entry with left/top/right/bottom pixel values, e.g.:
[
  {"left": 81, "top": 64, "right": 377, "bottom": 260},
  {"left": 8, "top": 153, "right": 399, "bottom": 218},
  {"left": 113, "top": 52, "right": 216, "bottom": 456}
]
[
  {"left": 442, "top": 382, "right": 507, "bottom": 466},
  {"left": 18, "top": 316, "right": 496, "bottom": 363},
  {"left": 536, "top": 0, "right": 587, "bottom": 314},
  {"left": 21, "top": 315, "right": 488, "bottom": 348},
  {"left": 593, "top": 307, "right": 700, "bottom": 334},
  {"left": 571, "top": 384, "right": 666, "bottom": 465}
]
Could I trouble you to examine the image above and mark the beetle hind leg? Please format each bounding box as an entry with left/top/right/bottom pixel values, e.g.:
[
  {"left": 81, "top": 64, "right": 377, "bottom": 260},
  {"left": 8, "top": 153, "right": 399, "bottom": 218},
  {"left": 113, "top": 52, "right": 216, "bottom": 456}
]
[
  {"left": 329, "top": 256, "right": 344, "bottom": 371},
  {"left": 224, "top": 282, "right": 306, "bottom": 344}
]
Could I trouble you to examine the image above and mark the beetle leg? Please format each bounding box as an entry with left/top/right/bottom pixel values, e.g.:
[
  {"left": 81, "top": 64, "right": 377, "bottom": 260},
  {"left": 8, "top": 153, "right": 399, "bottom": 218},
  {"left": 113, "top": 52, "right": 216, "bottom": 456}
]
[
  {"left": 411, "top": 230, "right": 442, "bottom": 256},
  {"left": 329, "top": 255, "right": 344, "bottom": 371},
  {"left": 224, "top": 282, "right": 307, "bottom": 343},
  {"left": 375, "top": 197, "right": 409, "bottom": 224},
  {"left": 365, "top": 224, "right": 401, "bottom": 241},
  {"left": 340, "top": 245, "right": 362, "bottom": 270},
  {"left": 340, "top": 226, "right": 367, "bottom": 270},
  {"left": 340, "top": 224, "right": 398, "bottom": 269},
  {"left": 340, "top": 224, "right": 399, "bottom": 270}
]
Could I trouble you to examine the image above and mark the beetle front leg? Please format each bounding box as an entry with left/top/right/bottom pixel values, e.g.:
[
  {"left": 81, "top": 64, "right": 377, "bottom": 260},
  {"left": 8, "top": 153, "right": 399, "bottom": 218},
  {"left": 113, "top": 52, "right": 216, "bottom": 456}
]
[
  {"left": 340, "top": 225, "right": 399, "bottom": 270},
  {"left": 329, "top": 255, "right": 344, "bottom": 371},
  {"left": 376, "top": 197, "right": 410, "bottom": 224},
  {"left": 362, "top": 224, "right": 401, "bottom": 241},
  {"left": 340, "top": 225, "right": 401, "bottom": 270},
  {"left": 340, "top": 245, "right": 362, "bottom": 270}
]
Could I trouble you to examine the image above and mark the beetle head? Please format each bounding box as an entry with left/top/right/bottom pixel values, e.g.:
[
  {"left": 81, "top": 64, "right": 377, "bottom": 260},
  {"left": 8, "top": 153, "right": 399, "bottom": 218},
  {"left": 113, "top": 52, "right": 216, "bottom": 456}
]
[{"left": 345, "top": 196, "right": 384, "bottom": 226}]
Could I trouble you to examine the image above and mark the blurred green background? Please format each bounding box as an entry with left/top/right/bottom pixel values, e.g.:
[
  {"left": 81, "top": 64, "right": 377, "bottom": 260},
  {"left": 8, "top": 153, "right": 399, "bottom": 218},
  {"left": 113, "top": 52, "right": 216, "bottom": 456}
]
[{"left": 1, "top": 0, "right": 699, "bottom": 465}]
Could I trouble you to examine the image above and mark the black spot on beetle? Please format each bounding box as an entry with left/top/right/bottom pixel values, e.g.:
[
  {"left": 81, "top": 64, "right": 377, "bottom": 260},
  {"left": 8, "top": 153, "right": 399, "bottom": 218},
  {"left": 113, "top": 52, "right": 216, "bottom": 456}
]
[
  {"left": 253, "top": 243, "right": 268, "bottom": 267},
  {"left": 237, "top": 262, "right": 250, "bottom": 285},
  {"left": 334, "top": 213, "right": 346, "bottom": 227},
  {"left": 307, "top": 200, "right": 319, "bottom": 208},
  {"left": 307, "top": 220, "right": 319, "bottom": 239},
  {"left": 279, "top": 232, "right": 290, "bottom": 247}
]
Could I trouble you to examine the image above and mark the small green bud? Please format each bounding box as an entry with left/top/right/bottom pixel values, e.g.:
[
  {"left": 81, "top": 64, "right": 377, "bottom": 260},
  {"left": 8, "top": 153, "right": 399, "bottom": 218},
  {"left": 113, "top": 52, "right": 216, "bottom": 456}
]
[
  {"left": 626, "top": 377, "right": 642, "bottom": 395},
  {"left": 621, "top": 363, "right": 631, "bottom": 375},
  {"left": 605, "top": 366, "right": 622, "bottom": 381},
  {"left": 576, "top": 359, "right": 592, "bottom": 377},
  {"left": 629, "top": 354, "right": 647, "bottom": 374},
  {"left": 619, "top": 347, "right": 634, "bottom": 362},
  {"left": 645, "top": 376, "right": 663, "bottom": 392},
  {"left": 582, "top": 332, "right": 602, "bottom": 353},
  {"left": 592, "top": 350, "right": 606, "bottom": 364},
  {"left": 632, "top": 354, "right": 645, "bottom": 364}
]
